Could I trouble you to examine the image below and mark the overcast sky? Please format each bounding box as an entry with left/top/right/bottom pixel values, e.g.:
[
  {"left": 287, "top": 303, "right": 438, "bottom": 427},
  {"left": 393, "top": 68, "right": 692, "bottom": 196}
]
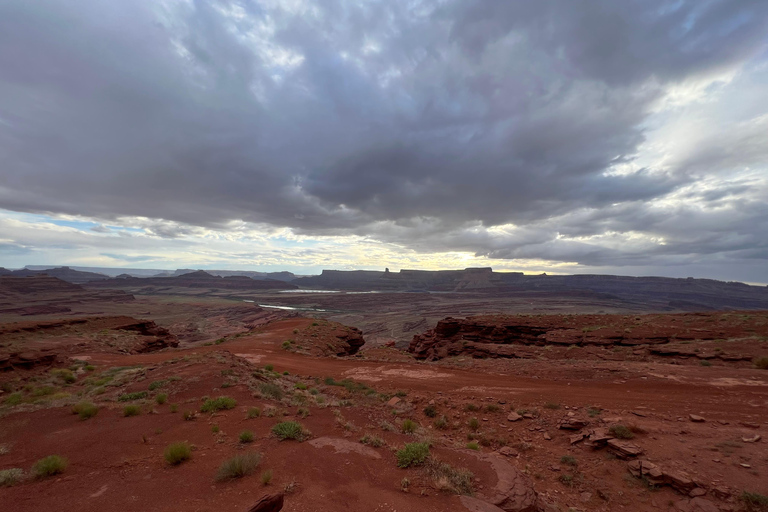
[{"left": 1, "top": 0, "right": 767, "bottom": 282}]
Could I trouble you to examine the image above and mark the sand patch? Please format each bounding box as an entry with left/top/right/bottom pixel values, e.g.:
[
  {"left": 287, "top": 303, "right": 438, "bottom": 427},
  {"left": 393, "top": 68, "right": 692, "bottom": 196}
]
[{"left": 309, "top": 437, "right": 381, "bottom": 459}]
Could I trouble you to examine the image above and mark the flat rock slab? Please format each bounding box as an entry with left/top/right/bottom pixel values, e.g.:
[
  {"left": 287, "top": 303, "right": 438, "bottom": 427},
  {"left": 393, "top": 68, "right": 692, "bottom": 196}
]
[
  {"left": 246, "top": 493, "right": 284, "bottom": 512},
  {"left": 460, "top": 496, "right": 507, "bottom": 512},
  {"left": 308, "top": 437, "right": 381, "bottom": 459},
  {"left": 465, "top": 450, "right": 538, "bottom": 512}
]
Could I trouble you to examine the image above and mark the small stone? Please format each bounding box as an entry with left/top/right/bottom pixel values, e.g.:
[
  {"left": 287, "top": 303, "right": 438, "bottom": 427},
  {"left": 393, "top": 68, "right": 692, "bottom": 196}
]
[
  {"left": 739, "top": 463, "right": 751, "bottom": 468},
  {"left": 741, "top": 421, "right": 759, "bottom": 429},
  {"left": 387, "top": 397, "right": 401, "bottom": 407},
  {"left": 742, "top": 435, "right": 761, "bottom": 443},
  {"left": 543, "top": 433, "right": 551, "bottom": 440},
  {"left": 689, "top": 414, "right": 705, "bottom": 422},
  {"left": 689, "top": 488, "right": 706, "bottom": 497},
  {"left": 507, "top": 412, "right": 522, "bottom": 422}
]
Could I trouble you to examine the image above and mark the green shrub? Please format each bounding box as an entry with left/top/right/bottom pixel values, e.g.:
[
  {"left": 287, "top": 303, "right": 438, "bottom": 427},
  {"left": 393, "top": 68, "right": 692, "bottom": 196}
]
[
  {"left": 294, "top": 382, "right": 308, "bottom": 390},
  {"left": 465, "top": 403, "right": 479, "bottom": 412},
  {"left": 544, "top": 402, "right": 560, "bottom": 410},
  {"left": 609, "top": 424, "right": 634, "bottom": 439},
  {"left": 434, "top": 416, "right": 449, "bottom": 430},
  {"left": 247, "top": 407, "right": 261, "bottom": 419},
  {"left": 118, "top": 391, "right": 148, "bottom": 402},
  {"left": 216, "top": 452, "right": 261, "bottom": 481},
  {"left": 754, "top": 357, "right": 768, "bottom": 370},
  {"left": 423, "top": 405, "right": 438, "bottom": 417},
  {"left": 156, "top": 393, "right": 168, "bottom": 405},
  {"left": 402, "top": 419, "right": 418, "bottom": 434},
  {"left": 271, "top": 421, "right": 309, "bottom": 441},
  {"left": 0, "top": 468, "right": 23, "bottom": 487},
  {"left": 466, "top": 441, "right": 479, "bottom": 450},
  {"left": 123, "top": 405, "right": 141, "bottom": 417},
  {"left": 258, "top": 382, "right": 283, "bottom": 400},
  {"left": 211, "top": 425, "right": 220, "bottom": 433},
  {"left": 170, "top": 404, "right": 178, "bottom": 413},
  {"left": 72, "top": 401, "right": 98, "bottom": 420},
  {"left": 200, "top": 396, "right": 237, "bottom": 413},
  {"left": 148, "top": 380, "right": 166, "bottom": 391},
  {"left": 164, "top": 442, "right": 192, "bottom": 465},
  {"left": 560, "top": 455, "right": 577, "bottom": 466},
  {"left": 261, "top": 469, "right": 273, "bottom": 485},
  {"left": 396, "top": 442, "right": 430, "bottom": 468},
  {"left": 700, "top": 360, "right": 712, "bottom": 367},
  {"left": 587, "top": 407, "right": 602, "bottom": 417},
  {"left": 324, "top": 376, "right": 336, "bottom": 385},
  {"left": 51, "top": 369, "right": 76, "bottom": 384},
  {"left": 468, "top": 417, "right": 480, "bottom": 430},
  {"left": 183, "top": 410, "right": 195, "bottom": 421},
  {"left": 32, "top": 455, "right": 68, "bottom": 478},
  {"left": 360, "top": 435, "right": 385, "bottom": 448},
  {"left": 740, "top": 491, "right": 768, "bottom": 510},
  {"left": 4, "top": 392, "right": 22, "bottom": 406},
  {"left": 264, "top": 364, "right": 274, "bottom": 371},
  {"left": 239, "top": 430, "right": 255, "bottom": 443},
  {"left": 425, "top": 459, "right": 474, "bottom": 495},
  {"left": 485, "top": 404, "right": 500, "bottom": 413},
  {"left": 32, "top": 386, "right": 56, "bottom": 397}
]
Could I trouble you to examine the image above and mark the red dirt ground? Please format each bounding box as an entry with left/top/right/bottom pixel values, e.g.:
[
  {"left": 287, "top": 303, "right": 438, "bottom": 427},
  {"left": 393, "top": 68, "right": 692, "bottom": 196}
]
[{"left": 1, "top": 317, "right": 767, "bottom": 511}]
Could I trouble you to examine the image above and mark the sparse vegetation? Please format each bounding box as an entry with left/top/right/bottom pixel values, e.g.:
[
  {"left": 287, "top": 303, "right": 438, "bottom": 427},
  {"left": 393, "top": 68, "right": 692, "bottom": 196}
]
[
  {"left": 123, "top": 404, "right": 141, "bottom": 417},
  {"left": 183, "top": 410, "right": 195, "bottom": 421},
  {"left": 560, "top": 455, "right": 577, "bottom": 466},
  {"left": 466, "top": 441, "right": 479, "bottom": 450},
  {"left": 396, "top": 442, "right": 430, "bottom": 468},
  {"left": 468, "top": 417, "right": 480, "bottom": 431},
  {"left": 216, "top": 452, "right": 261, "bottom": 481},
  {"left": 247, "top": 407, "right": 261, "bottom": 419},
  {"left": 360, "top": 434, "right": 385, "bottom": 447},
  {"left": 401, "top": 419, "right": 418, "bottom": 434},
  {"left": 464, "top": 403, "right": 479, "bottom": 412},
  {"left": 148, "top": 380, "right": 166, "bottom": 391},
  {"left": 211, "top": 425, "right": 220, "bottom": 433},
  {"left": 239, "top": 430, "right": 254, "bottom": 443},
  {"left": 72, "top": 401, "right": 98, "bottom": 420},
  {"left": 0, "top": 468, "right": 23, "bottom": 487},
  {"left": 259, "top": 382, "right": 284, "bottom": 400},
  {"left": 164, "top": 442, "right": 192, "bottom": 465},
  {"left": 51, "top": 368, "right": 76, "bottom": 384},
  {"left": 118, "top": 391, "right": 148, "bottom": 402},
  {"left": 4, "top": 392, "right": 22, "bottom": 406},
  {"left": 754, "top": 357, "right": 768, "bottom": 370},
  {"left": 434, "top": 416, "right": 449, "bottom": 430},
  {"left": 156, "top": 393, "right": 168, "bottom": 404},
  {"left": 545, "top": 402, "right": 561, "bottom": 410},
  {"left": 425, "top": 458, "right": 474, "bottom": 495},
  {"left": 740, "top": 491, "right": 768, "bottom": 511},
  {"left": 32, "top": 455, "right": 68, "bottom": 478},
  {"left": 272, "top": 421, "right": 310, "bottom": 441},
  {"left": 587, "top": 407, "right": 602, "bottom": 417},
  {"left": 485, "top": 404, "right": 500, "bottom": 413},
  {"left": 200, "top": 396, "right": 237, "bottom": 413},
  {"left": 261, "top": 469, "right": 273, "bottom": 485},
  {"left": 423, "top": 404, "right": 438, "bottom": 417},
  {"left": 264, "top": 364, "right": 274, "bottom": 371},
  {"left": 609, "top": 424, "right": 634, "bottom": 439}
]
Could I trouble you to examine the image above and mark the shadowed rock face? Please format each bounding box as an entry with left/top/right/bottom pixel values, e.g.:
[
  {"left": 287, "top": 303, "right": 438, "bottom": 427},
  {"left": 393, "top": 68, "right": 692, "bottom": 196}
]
[{"left": 408, "top": 312, "right": 768, "bottom": 362}]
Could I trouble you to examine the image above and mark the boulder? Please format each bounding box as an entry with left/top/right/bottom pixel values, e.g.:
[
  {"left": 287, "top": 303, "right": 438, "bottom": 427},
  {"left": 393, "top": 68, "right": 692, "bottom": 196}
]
[
  {"left": 607, "top": 439, "right": 643, "bottom": 459},
  {"left": 689, "top": 414, "right": 705, "bottom": 423},
  {"left": 245, "top": 493, "right": 284, "bottom": 512},
  {"left": 558, "top": 416, "right": 588, "bottom": 430}
]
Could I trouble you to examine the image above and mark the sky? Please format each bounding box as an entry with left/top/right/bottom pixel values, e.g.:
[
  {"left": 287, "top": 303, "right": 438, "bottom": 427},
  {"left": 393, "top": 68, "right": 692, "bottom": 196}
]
[{"left": 1, "top": 0, "right": 767, "bottom": 282}]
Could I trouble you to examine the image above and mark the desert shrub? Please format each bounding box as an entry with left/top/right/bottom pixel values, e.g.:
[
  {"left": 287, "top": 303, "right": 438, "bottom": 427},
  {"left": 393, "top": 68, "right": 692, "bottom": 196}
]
[
  {"left": 183, "top": 410, "right": 195, "bottom": 421},
  {"left": 239, "top": 430, "right": 255, "bottom": 443},
  {"left": 211, "top": 425, "right": 220, "bottom": 433},
  {"left": 170, "top": 404, "right": 178, "bottom": 413},
  {"left": 485, "top": 404, "right": 500, "bottom": 413},
  {"left": 32, "top": 386, "right": 57, "bottom": 397},
  {"left": 360, "top": 434, "right": 385, "bottom": 448},
  {"left": 434, "top": 416, "right": 449, "bottom": 430},
  {"left": 560, "top": 455, "right": 577, "bottom": 466},
  {"left": 118, "top": 391, "right": 148, "bottom": 402},
  {"left": 4, "top": 392, "right": 22, "bottom": 406},
  {"left": 216, "top": 452, "right": 261, "bottom": 481},
  {"left": 51, "top": 369, "right": 76, "bottom": 384},
  {"left": 587, "top": 407, "right": 602, "bottom": 417},
  {"left": 258, "top": 382, "right": 283, "bottom": 400},
  {"left": 559, "top": 474, "right": 574, "bottom": 487},
  {"left": 148, "top": 380, "right": 166, "bottom": 391},
  {"left": 740, "top": 491, "right": 768, "bottom": 511},
  {"left": 297, "top": 407, "right": 310, "bottom": 418},
  {"left": 465, "top": 403, "right": 479, "bottom": 412},
  {"left": 264, "top": 364, "right": 274, "bottom": 371},
  {"left": 247, "top": 407, "right": 261, "bottom": 419},
  {"left": 72, "top": 401, "right": 98, "bottom": 420},
  {"left": 468, "top": 417, "right": 480, "bottom": 431},
  {"left": 156, "top": 393, "right": 168, "bottom": 405},
  {"left": 466, "top": 441, "right": 480, "bottom": 450},
  {"left": 425, "top": 459, "right": 474, "bottom": 495},
  {"left": 396, "top": 442, "right": 430, "bottom": 468},
  {"left": 402, "top": 419, "right": 418, "bottom": 434},
  {"left": 609, "top": 424, "right": 634, "bottom": 439},
  {"left": 423, "top": 405, "right": 438, "bottom": 417},
  {"left": 164, "top": 442, "right": 192, "bottom": 465},
  {"left": 0, "top": 468, "right": 23, "bottom": 487},
  {"left": 700, "top": 360, "right": 712, "bottom": 367},
  {"left": 754, "top": 357, "right": 768, "bottom": 370},
  {"left": 272, "top": 421, "right": 309, "bottom": 441},
  {"left": 261, "top": 469, "right": 273, "bottom": 485},
  {"left": 200, "top": 396, "right": 237, "bottom": 413},
  {"left": 295, "top": 382, "right": 308, "bottom": 390},
  {"left": 544, "top": 402, "right": 560, "bottom": 410},
  {"left": 32, "top": 455, "right": 68, "bottom": 478},
  {"left": 123, "top": 405, "right": 141, "bottom": 417}
]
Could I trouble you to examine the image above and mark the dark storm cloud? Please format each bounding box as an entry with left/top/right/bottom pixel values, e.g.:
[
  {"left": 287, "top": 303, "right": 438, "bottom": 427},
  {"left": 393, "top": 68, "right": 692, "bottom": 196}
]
[{"left": 1, "top": 0, "right": 767, "bottom": 273}]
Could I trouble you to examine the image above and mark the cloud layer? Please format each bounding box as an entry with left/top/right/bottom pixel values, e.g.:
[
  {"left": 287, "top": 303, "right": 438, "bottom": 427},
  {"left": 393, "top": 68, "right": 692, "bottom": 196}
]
[{"left": 1, "top": 0, "right": 767, "bottom": 281}]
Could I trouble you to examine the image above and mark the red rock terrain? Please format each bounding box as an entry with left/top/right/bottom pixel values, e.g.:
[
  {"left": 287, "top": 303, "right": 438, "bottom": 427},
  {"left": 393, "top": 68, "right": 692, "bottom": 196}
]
[{"left": 0, "top": 311, "right": 767, "bottom": 512}]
